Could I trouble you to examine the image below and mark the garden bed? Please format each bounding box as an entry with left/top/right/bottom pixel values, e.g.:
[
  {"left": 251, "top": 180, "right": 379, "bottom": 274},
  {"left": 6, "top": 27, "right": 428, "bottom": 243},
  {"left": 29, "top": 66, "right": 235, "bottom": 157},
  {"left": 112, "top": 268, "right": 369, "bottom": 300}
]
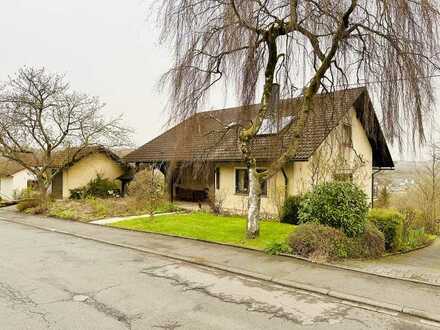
[
  {"left": 110, "top": 212, "right": 295, "bottom": 250},
  {"left": 46, "top": 197, "right": 178, "bottom": 222}
]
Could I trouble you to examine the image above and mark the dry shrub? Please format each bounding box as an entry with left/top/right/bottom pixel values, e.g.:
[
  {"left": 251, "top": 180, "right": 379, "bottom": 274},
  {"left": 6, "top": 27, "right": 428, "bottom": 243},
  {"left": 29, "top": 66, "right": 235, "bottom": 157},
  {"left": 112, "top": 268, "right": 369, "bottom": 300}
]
[
  {"left": 288, "top": 222, "right": 385, "bottom": 261},
  {"left": 128, "top": 169, "right": 166, "bottom": 216},
  {"left": 288, "top": 223, "right": 350, "bottom": 261},
  {"left": 16, "top": 198, "right": 41, "bottom": 212},
  {"left": 349, "top": 222, "right": 385, "bottom": 258}
]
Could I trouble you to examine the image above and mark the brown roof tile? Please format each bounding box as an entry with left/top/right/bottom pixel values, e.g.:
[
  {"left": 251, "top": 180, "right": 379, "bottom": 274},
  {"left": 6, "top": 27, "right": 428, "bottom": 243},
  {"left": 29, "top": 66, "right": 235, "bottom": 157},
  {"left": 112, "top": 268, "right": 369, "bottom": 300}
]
[{"left": 125, "top": 87, "right": 393, "bottom": 168}]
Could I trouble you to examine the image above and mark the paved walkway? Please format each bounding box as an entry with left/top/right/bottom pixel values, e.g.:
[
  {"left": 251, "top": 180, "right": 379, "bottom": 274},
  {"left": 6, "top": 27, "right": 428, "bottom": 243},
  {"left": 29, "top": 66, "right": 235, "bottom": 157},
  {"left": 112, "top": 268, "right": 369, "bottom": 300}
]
[
  {"left": 90, "top": 211, "right": 181, "bottom": 225},
  {"left": 335, "top": 240, "right": 440, "bottom": 286},
  {"left": 0, "top": 206, "right": 439, "bottom": 322}
]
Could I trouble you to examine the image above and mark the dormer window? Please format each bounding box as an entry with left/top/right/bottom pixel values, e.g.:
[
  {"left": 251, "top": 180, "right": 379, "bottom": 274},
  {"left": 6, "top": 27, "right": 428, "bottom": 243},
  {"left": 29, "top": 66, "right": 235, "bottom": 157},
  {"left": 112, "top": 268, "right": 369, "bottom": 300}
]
[{"left": 257, "top": 115, "right": 294, "bottom": 135}]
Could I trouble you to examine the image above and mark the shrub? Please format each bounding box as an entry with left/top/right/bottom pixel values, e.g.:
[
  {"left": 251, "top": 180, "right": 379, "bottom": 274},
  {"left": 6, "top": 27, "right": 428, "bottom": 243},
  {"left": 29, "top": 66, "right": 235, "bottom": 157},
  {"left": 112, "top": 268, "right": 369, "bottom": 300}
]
[
  {"left": 16, "top": 198, "right": 40, "bottom": 212},
  {"left": 280, "top": 195, "right": 302, "bottom": 225},
  {"left": 287, "top": 223, "right": 350, "bottom": 261},
  {"left": 69, "top": 174, "right": 120, "bottom": 199},
  {"left": 299, "top": 182, "right": 369, "bottom": 237},
  {"left": 264, "top": 241, "right": 292, "bottom": 255},
  {"left": 69, "top": 187, "right": 87, "bottom": 200},
  {"left": 128, "top": 169, "right": 166, "bottom": 216},
  {"left": 287, "top": 222, "right": 385, "bottom": 261},
  {"left": 368, "top": 208, "right": 404, "bottom": 251},
  {"left": 85, "top": 174, "right": 120, "bottom": 198},
  {"left": 402, "top": 228, "right": 432, "bottom": 251},
  {"left": 349, "top": 222, "right": 385, "bottom": 258}
]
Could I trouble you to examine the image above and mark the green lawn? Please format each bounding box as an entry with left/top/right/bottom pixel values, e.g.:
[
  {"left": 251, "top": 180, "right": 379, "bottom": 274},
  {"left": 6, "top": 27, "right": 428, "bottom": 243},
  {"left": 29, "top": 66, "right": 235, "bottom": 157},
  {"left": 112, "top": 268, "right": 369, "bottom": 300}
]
[{"left": 110, "top": 212, "right": 295, "bottom": 250}]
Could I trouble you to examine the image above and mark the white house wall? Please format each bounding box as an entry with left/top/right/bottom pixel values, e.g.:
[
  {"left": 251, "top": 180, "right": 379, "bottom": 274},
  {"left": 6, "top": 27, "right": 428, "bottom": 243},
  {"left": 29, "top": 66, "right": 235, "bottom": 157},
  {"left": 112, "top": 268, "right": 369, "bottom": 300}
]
[
  {"left": 61, "top": 153, "right": 124, "bottom": 198},
  {"left": 214, "top": 107, "right": 374, "bottom": 216},
  {"left": 0, "top": 176, "right": 14, "bottom": 200},
  {"left": 0, "top": 169, "right": 36, "bottom": 200}
]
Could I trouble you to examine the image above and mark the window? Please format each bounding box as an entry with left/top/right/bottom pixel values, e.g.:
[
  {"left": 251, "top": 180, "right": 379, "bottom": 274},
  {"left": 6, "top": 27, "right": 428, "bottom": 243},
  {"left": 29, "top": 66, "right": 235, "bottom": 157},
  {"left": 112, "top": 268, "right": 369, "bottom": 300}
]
[
  {"left": 235, "top": 169, "right": 248, "bottom": 194},
  {"left": 257, "top": 116, "right": 294, "bottom": 135},
  {"left": 215, "top": 168, "right": 220, "bottom": 190},
  {"left": 235, "top": 169, "right": 267, "bottom": 196},
  {"left": 342, "top": 123, "right": 352, "bottom": 147}
]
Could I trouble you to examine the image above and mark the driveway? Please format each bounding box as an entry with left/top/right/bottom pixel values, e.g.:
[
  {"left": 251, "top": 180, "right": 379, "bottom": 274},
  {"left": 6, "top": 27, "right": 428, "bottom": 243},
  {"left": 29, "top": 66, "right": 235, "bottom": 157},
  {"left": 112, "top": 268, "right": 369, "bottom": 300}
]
[
  {"left": 336, "top": 239, "right": 440, "bottom": 286},
  {"left": 1, "top": 218, "right": 435, "bottom": 329}
]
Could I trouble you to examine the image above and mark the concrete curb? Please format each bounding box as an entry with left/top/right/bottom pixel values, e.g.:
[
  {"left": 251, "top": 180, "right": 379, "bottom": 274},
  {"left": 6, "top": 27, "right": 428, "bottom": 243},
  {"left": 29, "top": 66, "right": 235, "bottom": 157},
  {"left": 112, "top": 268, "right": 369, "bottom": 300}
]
[
  {"left": 106, "top": 218, "right": 440, "bottom": 289},
  {"left": 29, "top": 207, "right": 440, "bottom": 289},
  {"left": 0, "top": 216, "right": 440, "bottom": 324}
]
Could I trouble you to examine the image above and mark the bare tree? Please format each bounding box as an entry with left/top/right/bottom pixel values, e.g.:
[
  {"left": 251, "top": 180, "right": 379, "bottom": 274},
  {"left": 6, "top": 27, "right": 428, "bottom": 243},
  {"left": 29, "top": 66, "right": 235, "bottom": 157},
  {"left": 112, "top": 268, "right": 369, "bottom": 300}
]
[
  {"left": 411, "top": 143, "right": 440, "bottom": 231},
  {"left": 157, "top": 0, "right": 440, "bottom": 238},
  {"left": 0, "top": 67, "right": 131, "bottom": 203}
]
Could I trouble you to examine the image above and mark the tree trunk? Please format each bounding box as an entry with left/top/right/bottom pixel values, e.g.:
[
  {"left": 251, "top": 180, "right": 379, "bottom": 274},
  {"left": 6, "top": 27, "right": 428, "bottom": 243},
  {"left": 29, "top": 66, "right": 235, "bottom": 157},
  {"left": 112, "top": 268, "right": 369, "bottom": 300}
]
[{"left": 247, "top": 165, "right": 261, "bottom": 239}]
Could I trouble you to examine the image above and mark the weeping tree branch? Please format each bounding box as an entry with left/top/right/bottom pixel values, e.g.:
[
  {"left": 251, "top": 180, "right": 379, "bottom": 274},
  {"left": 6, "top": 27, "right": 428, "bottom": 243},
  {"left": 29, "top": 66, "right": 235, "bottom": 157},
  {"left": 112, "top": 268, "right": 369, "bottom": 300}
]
[{"left": 156, "top": 0, "right": 440, "bottom": 237}]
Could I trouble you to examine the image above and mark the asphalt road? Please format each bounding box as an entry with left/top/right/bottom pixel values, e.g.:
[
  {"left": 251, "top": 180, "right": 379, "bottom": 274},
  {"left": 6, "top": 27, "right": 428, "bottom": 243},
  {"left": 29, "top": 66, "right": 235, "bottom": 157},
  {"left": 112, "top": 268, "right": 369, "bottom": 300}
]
[{"left": 0, "top": 219, "right": 437, "bottom": 329}]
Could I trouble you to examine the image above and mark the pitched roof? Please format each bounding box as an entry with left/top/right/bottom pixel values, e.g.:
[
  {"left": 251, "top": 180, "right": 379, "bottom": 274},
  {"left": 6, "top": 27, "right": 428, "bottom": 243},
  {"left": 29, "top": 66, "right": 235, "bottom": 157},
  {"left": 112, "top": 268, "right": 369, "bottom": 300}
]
[
  {"left": 0, "top": 146, "right": 125, "bottom": 175},
  {"left": 125, "top": 87, "right": 394, "bottom": 168},
  {"left": 0, "top": 159, "right": 25, "bottom": 176},
  {"left": 49, "top": 146, "right": 125, "bottom": 169},
  {"left": 0, "top": 153, "right": 40, "bottom": 176}
]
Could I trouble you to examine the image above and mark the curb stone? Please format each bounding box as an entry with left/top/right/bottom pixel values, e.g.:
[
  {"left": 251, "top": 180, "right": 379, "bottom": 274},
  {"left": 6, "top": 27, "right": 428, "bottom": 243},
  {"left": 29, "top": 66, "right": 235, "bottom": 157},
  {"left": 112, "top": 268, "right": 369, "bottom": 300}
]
[{"left": 1, "top": 215, "right": 440, "bottom": 324}]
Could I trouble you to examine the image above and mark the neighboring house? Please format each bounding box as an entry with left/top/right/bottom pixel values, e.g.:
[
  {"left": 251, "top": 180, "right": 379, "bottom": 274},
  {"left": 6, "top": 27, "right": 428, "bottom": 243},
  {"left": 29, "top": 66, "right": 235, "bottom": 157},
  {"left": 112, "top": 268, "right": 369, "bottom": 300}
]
[
  {"left": 0, "top": 146, "right": 128, "bottom": 200},
  {"left": 0, "top": 159, "right": 37, "bottom": 200},
  {"left": 125, "top": 87, "right": 394, "bottom": 216},
  {"left": 50, "top": 146, "right": 127, "bottom": 199}
]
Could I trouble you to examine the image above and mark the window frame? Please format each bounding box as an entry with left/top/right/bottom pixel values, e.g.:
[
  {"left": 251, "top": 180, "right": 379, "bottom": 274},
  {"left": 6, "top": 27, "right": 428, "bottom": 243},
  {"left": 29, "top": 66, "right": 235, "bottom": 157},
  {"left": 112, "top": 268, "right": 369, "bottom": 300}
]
[
  {"left": 234, "top": 168, "right": 268, "bottom": 197},
  {"left": 215, "top": 167, "right": 220, "bottom": 190},
  {"left": 342, "top": 123, "right": 353, "bottom": 147}
]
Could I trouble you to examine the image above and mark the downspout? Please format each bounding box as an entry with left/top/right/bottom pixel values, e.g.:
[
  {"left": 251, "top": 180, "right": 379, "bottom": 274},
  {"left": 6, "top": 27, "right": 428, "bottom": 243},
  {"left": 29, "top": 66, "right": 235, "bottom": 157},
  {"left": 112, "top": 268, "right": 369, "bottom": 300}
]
[
  {"left": 281, "top": 167, "right": 289, "bottom": 200},
  {"left": 371, "top": 169, "right": 382, "bottom": 208}
]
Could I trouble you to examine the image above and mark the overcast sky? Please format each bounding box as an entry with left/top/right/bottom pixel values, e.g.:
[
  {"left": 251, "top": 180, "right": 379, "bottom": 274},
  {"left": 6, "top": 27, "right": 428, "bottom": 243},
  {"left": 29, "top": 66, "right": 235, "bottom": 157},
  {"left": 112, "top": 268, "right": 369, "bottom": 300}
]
[{"left": 1, "top": 0, "right": 438, "bottom": 161}]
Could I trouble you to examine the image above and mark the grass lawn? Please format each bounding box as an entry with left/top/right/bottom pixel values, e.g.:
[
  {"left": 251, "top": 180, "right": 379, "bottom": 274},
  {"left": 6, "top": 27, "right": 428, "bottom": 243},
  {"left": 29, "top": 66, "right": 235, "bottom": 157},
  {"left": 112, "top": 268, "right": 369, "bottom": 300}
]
[{"left": 110, "top": 212, "right": 295, "bottom": 250}]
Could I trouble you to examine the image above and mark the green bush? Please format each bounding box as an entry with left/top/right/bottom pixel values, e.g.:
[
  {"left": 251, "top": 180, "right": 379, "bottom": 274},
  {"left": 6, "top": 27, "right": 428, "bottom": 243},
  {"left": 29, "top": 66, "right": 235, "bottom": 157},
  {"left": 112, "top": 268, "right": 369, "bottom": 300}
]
[
  {"left": 85, "top": 174, "right": 120, "bottom": 198},
  {"left": 287, "top": 223, "right": 350, "bottom": 260},
  {"left": 299, "top": 182, "right": 369, "bottom": 237},
  {"left": 280, "top": 195, "right": 302, "bottom": 225},
  {"left": 264, "top": 241, "right": 292, "bottom": 255},
  {"left": 368, "top": 208, "right": 404, "bottom": 251},
  {"left": 70, "top": 174, "right": 120, "bottom": 199},
  {"left": 69, "top": 187, "right": 87, "bottom": 200}
]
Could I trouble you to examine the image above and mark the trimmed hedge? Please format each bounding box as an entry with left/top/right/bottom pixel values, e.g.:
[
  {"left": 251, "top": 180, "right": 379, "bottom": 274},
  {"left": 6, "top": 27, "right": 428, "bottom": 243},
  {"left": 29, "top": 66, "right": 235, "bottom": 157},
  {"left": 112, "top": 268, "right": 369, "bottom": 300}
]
[
  {"left": 368, "top": 208, "right": 404, "bottom": 251},
  {"left": 280, "top": 195, "right": 302, "bottom": 225},
  {"left": 299, "top": 182, "right": 369, "bottom": 237}
]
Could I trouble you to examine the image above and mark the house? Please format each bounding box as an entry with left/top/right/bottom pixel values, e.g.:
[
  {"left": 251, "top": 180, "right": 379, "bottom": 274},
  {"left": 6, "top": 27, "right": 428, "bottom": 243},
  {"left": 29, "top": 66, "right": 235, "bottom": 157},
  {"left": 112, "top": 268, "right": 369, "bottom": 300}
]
[
  {"left": 0, "top": 158, "right": 37, "bottom": 200},
  {"left": 125, "top": 87, "right": 394, "bottom": 216},
  {"left": 50, "top": 146, "right": 128, "bottom": 199},
  {"left": 0, "top": 146, "right": 128, "bottom": 200}
]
